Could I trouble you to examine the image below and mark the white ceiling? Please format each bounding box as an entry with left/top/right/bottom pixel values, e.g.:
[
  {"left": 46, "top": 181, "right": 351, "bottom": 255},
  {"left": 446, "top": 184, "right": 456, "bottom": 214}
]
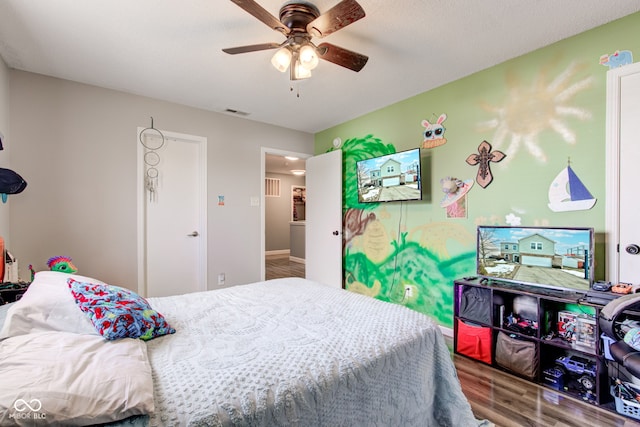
[
  {"left": 0, "top": 0, "right": 639, "bottom": 136},
  {"left": 265, "top": 153, "right": 306, "bottom": 175}
]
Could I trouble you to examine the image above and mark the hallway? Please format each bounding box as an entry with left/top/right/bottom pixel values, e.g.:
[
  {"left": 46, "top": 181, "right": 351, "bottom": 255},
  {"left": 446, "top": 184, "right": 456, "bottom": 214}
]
[{"left": 265, "top": 253, "right": 305, "bottom": 280}]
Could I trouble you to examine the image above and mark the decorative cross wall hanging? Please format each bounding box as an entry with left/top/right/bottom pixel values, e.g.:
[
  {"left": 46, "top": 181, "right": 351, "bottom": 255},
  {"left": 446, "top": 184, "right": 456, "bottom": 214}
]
[{"left": 466, "top": 140, "right": 506, "bottom": 188}]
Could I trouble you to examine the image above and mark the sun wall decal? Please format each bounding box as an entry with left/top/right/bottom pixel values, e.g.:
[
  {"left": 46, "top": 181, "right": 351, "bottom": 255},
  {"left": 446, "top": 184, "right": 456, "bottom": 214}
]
[{"left": 477, "top": 61, "right": 594, "bottom": 163}]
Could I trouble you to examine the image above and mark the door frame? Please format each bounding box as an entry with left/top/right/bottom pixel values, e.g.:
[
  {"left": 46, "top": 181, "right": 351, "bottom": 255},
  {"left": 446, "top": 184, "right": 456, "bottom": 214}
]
[
  {"left": 605, "top": 61, "right": 640, "bottom": 283},
  {"left": 260, "top": 147, "right": 312, "bottom": 281},
  {"left": 137, "top": 128, "right": 208, "bottom": 296}
]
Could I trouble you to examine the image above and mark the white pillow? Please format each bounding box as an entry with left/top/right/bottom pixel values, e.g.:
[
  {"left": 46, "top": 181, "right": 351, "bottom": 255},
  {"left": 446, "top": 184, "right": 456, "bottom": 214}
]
[
  {"left": 0, "top": 331, "right": 154, "bottom": 425},
  {"left": 0, "top": 271, "right": 104, "bottom": 339}
]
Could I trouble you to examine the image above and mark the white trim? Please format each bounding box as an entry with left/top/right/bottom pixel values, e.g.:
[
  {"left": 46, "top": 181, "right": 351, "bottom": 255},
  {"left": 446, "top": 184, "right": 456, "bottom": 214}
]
[
  {"left": 137, "top": 128, "right": 208, "bottom": 297},
  {"left": 260, "top": 147, "right": 313, "bottom": 282},
  {"left": 266, "top": 249, "right": 290, "bottom": 256},
  {"left": 605, "top": 62, "right": 640, "bottom": 283},
  {"left": 439, "top": 326, "right": 453, "bottom": 338},
  {"left": 289, "top": 256, "right": 306, "bottom": 264}
]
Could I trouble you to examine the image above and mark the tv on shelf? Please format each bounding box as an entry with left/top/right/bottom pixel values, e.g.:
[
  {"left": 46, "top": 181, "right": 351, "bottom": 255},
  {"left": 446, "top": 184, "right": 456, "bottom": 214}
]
[
  {"left": 356, "top": 148, "right": 422, "bottom": 203},
  {"left": 476, "top": 225, "right": 594, "bottom": 292}
]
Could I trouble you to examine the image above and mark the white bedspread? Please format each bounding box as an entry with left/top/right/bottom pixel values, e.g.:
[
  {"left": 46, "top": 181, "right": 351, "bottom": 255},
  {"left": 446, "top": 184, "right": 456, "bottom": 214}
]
[{"left": 133, "top": 278, "right": 478, "bottom": 427}]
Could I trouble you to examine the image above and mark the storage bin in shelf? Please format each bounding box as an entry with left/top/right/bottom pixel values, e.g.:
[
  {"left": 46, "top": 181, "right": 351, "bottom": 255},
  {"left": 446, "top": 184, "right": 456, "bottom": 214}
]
[
  {"left": 455, "top": 318, "right": 492, "bottom": 364},
  {"left": 458, "top": 285, "right": 491, "bottom": 325},
  {"left": 612, "top": 383, "right": 640, "bottom": 421}
]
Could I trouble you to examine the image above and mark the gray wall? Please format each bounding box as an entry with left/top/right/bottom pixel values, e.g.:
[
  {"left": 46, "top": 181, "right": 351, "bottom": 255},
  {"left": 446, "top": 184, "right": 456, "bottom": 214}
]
[
  {"left": 265, "top": 172, "right": 305, "bottom": 252},
  {"left": 0, "top": 57, "right": 10, "bottom": 243},
  {"left": 8, "top": 71, "right": 314, "bottom": 288}
]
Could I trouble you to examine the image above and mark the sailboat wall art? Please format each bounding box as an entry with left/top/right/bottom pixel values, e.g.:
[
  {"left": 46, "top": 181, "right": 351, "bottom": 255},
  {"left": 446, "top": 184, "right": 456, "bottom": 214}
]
[{"left": 548, "top": 162, "right": 597, "bottom": 212}]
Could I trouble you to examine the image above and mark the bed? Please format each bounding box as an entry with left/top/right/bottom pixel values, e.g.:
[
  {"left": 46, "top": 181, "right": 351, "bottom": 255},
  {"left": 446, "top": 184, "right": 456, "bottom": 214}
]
[{"left": 0, "top": 271, "right": 483, "bottom": 426}]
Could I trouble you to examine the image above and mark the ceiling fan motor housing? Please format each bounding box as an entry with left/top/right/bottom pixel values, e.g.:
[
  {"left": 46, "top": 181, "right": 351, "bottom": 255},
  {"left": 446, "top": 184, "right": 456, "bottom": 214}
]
[{"left": 279, "top": 2, "right": 320, "bottom": 33}]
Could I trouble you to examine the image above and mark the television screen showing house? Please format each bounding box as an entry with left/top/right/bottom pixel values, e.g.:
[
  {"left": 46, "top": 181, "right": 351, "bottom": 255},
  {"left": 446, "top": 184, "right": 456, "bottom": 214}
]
[
  {"left": 356, "top": 148, "right": 422, "bottom": 203},
  {"left": 476, "top": 226, "right": 594, "bottom": 292}
]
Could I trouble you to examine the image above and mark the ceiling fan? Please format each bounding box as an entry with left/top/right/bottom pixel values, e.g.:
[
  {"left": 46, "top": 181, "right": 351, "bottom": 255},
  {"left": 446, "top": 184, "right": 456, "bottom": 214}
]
[{"left": 223, "top": 0, "right": 368, "bottom": 80}]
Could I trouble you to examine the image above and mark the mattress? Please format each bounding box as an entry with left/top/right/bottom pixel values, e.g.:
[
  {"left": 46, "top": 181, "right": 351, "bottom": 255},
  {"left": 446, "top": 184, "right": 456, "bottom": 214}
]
[
  {"left": 0, "top": 275, "right": 481, "bottom": 426},
  {"left": 136, "top": 278, "right": 479, "bottom": 426}
]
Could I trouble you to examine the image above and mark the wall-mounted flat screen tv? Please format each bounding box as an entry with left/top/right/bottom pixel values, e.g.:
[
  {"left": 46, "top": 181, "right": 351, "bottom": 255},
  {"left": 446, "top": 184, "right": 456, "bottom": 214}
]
[
  {"left": 356, "top": 148, "right": 422, "bottom": 203},
  {"left": 476, "top": 226, "right": 594, "bottom": 292}
]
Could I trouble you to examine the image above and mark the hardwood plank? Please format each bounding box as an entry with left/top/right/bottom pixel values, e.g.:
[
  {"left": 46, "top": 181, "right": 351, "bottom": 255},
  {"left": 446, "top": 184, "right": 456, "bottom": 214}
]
[
  {"left": 454, "top": 354, "right": 640, "bottom": 427},
  {"left": 265, "top": 253, "right": 305, "bottom": 280}
]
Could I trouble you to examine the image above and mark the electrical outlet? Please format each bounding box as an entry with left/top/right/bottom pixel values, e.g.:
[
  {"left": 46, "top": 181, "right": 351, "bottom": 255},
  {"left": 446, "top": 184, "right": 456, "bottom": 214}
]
[
  {"left": 404, "top": 285, "right": 413, "bottom": 297},
  {"left": 218, "top": 273, "right": 225, "bottom": 285}
]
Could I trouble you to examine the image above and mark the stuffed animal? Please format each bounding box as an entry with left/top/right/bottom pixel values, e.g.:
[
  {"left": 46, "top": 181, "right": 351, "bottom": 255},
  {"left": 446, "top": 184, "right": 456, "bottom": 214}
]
[{"left": 47, "top": 256, "right": 78, "bottom": 274}]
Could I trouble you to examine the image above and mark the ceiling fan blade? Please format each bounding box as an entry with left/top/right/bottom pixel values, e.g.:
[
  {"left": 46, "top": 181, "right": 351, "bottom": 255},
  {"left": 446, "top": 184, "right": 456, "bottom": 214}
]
[
  {"left": 317, "top": 43, "right": 368, "bottom": 72},
  {"left": 230, "top": 0, "right": 289, "bottom": 34},
  {"left": 222, "top": 42, "right": 281, "bottom": 55},
  {"left": 307, "top": 0, "right": 365, "bottom": 38}
]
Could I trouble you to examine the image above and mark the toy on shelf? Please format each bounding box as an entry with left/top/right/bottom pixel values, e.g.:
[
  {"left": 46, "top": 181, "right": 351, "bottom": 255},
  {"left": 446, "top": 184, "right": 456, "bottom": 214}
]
[
  {"left": 504, "top": 312, "right": 538, "bottom": 336},
  {"left": 558, "top": 311, "right": 578, "bottom": 343},
  {"left": 554, "top": 354, "right": 597, "bottom": 395},
  {"left": 576, "top": 316, "right": 597, "bottom": 348},
  {"left": 612, "top": 283, "right": 633, "bottom": 294},
  {"left": 46, "top": 256, "right": 77, "bottom": 274}
]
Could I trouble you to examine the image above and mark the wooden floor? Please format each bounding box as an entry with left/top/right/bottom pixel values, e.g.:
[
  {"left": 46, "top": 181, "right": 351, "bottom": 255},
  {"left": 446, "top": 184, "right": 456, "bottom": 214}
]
[
  {"left": 454, "top": 354, "right": 640, "bottom": 427},
  {"left": 265, "top": 252, "right": 305, "bottom": 280}
]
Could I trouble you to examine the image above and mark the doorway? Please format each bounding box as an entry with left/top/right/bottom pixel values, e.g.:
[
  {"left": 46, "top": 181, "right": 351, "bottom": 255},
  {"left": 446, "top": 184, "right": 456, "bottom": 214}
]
[
  {"left": 137, "top": 128, "right": 208, "bottom": 297},
  {"left": 606, "top": 61, "right": 640, "bottom": 284},
  {"left": 261, "top": 148, "right": 311, "bottom": 281}
]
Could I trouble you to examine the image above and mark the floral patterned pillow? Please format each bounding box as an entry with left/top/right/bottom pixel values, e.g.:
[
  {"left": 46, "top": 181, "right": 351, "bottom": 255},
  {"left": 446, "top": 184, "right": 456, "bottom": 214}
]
[{"left": 68, "top": 278, "right": 175, "bottom": 341}]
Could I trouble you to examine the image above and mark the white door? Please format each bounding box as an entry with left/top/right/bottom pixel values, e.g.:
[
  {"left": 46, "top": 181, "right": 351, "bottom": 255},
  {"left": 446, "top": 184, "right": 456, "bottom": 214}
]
[
  {"left": 306, "top": 149, "right": 343, "bottom": 288},
  {"left": 521, "top": 256, "right": 552, "bottom": 267},
  {"left": 606, "top": 62, "right": 640, "bottom": 284},
  {"left": 137, "top": 128, "right": 207, "bottom": 297}
]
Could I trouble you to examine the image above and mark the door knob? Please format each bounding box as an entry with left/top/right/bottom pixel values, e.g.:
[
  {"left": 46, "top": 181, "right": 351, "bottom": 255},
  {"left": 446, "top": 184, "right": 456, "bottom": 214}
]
[
  {"left": 187, "top": 231, "right": 199, "bottom": 237},
  {"left": 626, "top": 244, "right": 640, "bottom": 255},
  {"left": 332, "top": 230, "right": 339, "bottom": 236}
]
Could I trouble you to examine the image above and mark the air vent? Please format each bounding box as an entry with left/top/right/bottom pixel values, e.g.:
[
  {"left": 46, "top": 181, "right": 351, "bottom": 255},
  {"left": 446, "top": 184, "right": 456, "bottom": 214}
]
[
  {"left": 224, "top": 108, "right": 250, "bottom": 116},
  {"left": 265, "top": 178, "right": 281, "bottom": 197}
]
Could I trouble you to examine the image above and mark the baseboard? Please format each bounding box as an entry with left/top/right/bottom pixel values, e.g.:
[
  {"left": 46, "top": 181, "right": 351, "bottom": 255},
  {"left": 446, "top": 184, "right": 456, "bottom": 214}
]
[
  {"left": 266, "top": 249, "right": 290, "bottom": 256},
  {"left": 289, "top": 256, "right": 306, "bottom": 264},
  {"left": 439, "top": 325, "right": 453, "bottom": 338}
]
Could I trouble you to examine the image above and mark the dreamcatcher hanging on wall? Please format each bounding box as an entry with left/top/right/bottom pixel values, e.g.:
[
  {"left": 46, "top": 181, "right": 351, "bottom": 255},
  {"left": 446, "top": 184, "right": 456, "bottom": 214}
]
[{"left": 139, "top": 117, "right": 165, "bottom": 202}]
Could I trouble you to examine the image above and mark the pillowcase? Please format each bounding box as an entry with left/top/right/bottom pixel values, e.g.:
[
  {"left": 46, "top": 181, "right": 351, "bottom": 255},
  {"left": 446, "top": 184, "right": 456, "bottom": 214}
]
[
  {"left": 0, "top": 271, "right": 101, "bottom": 339},
  {"left": 68, "top": 278, "right": 175, "bottom": 341},
  {"left": 0, "top": 331, "right": 153, "bottom": 425}
]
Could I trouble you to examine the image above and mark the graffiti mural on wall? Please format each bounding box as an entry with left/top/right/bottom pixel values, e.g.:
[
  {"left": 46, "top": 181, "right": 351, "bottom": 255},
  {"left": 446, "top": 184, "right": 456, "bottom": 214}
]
[
  {"left": 476, "top": 60, "right": 594, "bottom": 163},
  {"left": 334, "top": 134, "right": 475, "bottom": 327}
]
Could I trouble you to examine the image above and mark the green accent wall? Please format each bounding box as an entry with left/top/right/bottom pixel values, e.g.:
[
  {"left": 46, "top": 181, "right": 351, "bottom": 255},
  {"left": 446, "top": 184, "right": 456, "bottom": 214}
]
[{"left": 314, "top": 12, "right": 640, "bottom": 328}]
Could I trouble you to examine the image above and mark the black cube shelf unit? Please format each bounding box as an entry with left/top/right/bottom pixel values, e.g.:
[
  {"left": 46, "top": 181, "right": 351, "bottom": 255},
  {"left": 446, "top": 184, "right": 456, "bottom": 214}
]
[{"left": 454, "top": 277, "right": 613, "bottom": 408}]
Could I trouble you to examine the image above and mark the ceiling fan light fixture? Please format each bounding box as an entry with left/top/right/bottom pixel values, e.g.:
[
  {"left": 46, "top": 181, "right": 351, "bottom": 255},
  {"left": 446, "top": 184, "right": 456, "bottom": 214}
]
[
  {"left": 292, "top": 59, "right": 312, "bottom": 80},
  {"left": 225, "top": 0, "right": 368, "bottom": 81},
  {"left": 271, "top": 47, "right": 292, "bottom": 72},
  {"left": 298, "top": 44, "right": 319, "bottom": 70}
]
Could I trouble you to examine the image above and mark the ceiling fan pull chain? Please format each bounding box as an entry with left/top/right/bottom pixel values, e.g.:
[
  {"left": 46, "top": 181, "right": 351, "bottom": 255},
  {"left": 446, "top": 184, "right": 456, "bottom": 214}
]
[{"left": 289, "top": 83, "right": 302, "bottom": 98}]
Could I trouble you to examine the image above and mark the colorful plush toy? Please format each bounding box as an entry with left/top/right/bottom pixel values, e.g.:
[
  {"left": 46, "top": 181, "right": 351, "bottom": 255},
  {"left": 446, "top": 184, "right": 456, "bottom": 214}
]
[{"left": 47, "top": 256, "right": 78, "bottom": 274}]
